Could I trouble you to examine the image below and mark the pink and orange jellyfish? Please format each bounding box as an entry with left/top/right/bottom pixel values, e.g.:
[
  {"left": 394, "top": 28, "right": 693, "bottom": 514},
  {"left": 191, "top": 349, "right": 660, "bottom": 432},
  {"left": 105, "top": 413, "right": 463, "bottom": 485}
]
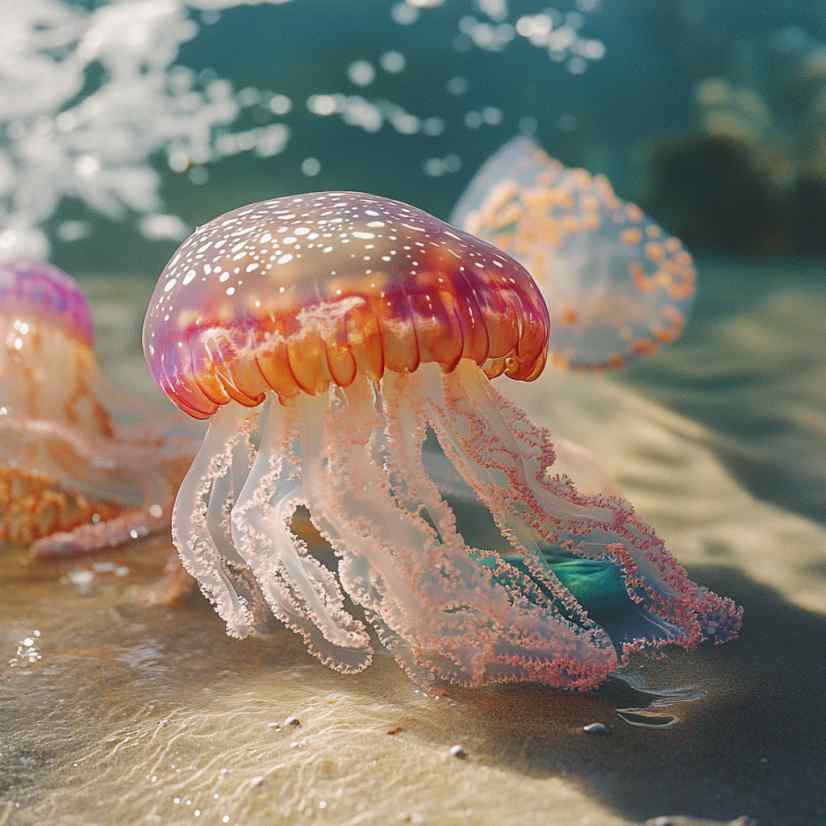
[
  {"left": 143, "top": 191, "right": 740, "bottom": 689},
  {"left": 0, "top": 262, "right": 193, "bottom": 557},
  {"left": 452, "top": 137, "right": 696, "bottom": 370}
]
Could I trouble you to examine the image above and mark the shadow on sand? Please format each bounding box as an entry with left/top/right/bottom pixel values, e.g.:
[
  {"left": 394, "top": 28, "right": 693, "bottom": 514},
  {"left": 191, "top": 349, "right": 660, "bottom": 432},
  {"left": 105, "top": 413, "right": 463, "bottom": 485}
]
[{"left": 428, "top": 565, "right": 826, "bottom": 825}]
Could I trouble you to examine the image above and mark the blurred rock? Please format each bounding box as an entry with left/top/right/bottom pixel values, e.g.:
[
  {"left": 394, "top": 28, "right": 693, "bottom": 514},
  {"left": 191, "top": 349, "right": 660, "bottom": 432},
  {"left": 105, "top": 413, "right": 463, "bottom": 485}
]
[
  {"left": 643, "top": 133, "right": 787, "bottom": 255},
  {"left": 642, "top": 25, "right": 826, "bottom": 257}
]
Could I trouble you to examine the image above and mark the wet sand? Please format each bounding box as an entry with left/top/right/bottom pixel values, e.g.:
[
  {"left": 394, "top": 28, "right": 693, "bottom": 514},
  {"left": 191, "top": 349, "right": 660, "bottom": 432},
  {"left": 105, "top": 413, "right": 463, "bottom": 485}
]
[{"left": 1, "top": 259, "right": 825, "bottom": 825}]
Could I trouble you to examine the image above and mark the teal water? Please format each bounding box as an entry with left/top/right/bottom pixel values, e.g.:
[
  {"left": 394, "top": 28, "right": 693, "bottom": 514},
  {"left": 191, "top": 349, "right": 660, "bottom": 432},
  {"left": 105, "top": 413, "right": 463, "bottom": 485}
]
[{"left": 46, "top": 0, "right": 826, "bottom": 275}]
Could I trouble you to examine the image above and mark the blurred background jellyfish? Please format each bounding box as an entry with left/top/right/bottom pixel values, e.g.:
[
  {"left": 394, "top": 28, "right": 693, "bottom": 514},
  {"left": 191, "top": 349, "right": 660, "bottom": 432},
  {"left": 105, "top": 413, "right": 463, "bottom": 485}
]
[
  {"left": 452, "top": 137, "right": 696, "bottom": 370},
  {"left": 0, "top": 262, "right": 194, "bottom": 556},
  {"left": 143, "top": 191, "right": 740, "bottom": 689}
]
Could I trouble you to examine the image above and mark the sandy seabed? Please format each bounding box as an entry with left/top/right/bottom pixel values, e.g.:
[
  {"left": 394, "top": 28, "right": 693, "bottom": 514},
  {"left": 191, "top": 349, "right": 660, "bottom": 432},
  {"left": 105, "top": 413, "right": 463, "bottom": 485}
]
[{"left": 1, "top": 259, "right": 824, "bottom": 826}]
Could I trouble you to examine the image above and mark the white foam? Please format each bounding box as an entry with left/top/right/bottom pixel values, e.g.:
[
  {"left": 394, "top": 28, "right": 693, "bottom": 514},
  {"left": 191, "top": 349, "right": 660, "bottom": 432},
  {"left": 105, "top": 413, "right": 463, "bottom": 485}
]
[{"left": 0, "top": 0, "right": 294, "bottom": 262}]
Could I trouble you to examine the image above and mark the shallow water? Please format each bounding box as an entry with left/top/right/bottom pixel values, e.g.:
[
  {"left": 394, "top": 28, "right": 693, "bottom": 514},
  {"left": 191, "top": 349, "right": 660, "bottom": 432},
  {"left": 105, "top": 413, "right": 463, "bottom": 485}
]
[{"left": 2, "top": 259, "right": 825, "bottom": 825}]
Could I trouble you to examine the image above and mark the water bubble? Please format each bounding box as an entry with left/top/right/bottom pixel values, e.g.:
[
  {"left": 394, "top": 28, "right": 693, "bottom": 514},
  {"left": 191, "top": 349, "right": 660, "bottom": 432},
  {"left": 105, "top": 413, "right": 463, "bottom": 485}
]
[
  {"left": 307, "top": 94, "right": 338, "bottom": 116},
  {"left": 422, "top": 116, "right": 445, "bottom": 136},
  {"left": 443, "top": 153, "right": 461, "bottom": 172},
  {"left": 391, "top": 3, "right": 418, "bottom": 25},
  {"left": 348, "top": 60, "right": 376, "bottom": 87},
  {"left": 423, "top": 158, "right": 445, "bottom": 176},
  {"left": 446, "top": 76, "right": 468, "bottom": 95},
  {"left": 254, "top": 124, "right": 290, "bottom": 157},
  {"left": 380, "top": 51, "right": 406, "bottom": 73},
  {"left": 477, "top": 0, "right": 508, "bottom": 22},
  {"left": 238, "top": 86, "right": 260, "bottom": 107},
  {"left": 464, "top": 110, "right": 483, "bottom": 129},
  {"left": 57, "top": 221, "right": 92, "bottom": 242},
  {"left": 482, "top": 106, "right": 503, "bottom": 125},
  {"left": 579, "top": 39, "right": 606, "bottom": 60},
  {"left": 140, "top": 214, "right": 190, "bottom": 241},
  {"left": 423, "top": 154, "right": 461, "bottom": 176},
  {"left": 301, "top": 158, "right": 321, "bottom": 176},
  {"left": 268, "top": 93, "right": 292, "bottom": 115},
  {"left": 8, "top": 630, "right": 43, "bottom": 668}
]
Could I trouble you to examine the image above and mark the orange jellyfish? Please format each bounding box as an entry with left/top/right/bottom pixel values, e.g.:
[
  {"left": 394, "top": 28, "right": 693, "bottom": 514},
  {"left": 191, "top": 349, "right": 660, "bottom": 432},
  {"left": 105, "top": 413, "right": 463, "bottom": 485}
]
[
  {"left": 452, "top": 137, "right": 696, "bottom": 370},
  {"left": 143, "top": 192, "right": 740, "bottom": 689},
  {"left": 0, "top": 262, "right": 194, "bottom": 557}
]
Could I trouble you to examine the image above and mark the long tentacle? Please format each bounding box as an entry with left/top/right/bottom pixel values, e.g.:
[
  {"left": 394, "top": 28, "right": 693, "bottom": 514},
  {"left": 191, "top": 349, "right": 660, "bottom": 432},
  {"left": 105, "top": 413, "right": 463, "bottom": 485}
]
[
  {"left": 302, "top": 378, "right": 482, "bottom": 681},
  {"left": 299, "top": 389, "right": 435, "bottom": 681},
  {"left": 230, "top": 395, "right": 372, "bottom": 673},
  {"left": 383, "top": 370, "right": 587, "bottom": 622},
  {"left": 302, "top": 375, "right": 616, "bottom": 688},
  {"left": 382, "top": 370, "right": 617, "bottom": 687},
  {"left": 424, "top": 361, "right": 742, "bottom": 652},
  {"left": 206, "top": 422, "right": 253, "bottom": 565},
  {"left": 171, "top": 404, "right": 256, "bottom": 638}
]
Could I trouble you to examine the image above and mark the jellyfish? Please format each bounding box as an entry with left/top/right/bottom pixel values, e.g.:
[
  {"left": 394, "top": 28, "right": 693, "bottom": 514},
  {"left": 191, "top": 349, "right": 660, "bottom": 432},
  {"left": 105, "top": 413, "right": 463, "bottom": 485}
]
[
  {"left": 0, "top": 262, "right": 194, "bottom": 557},
  {"left": 452, "top": 137, "right": 697, "bottom": 370},
  {"left": 143, "top": 191, "right": 741, "bottom": 689}
]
